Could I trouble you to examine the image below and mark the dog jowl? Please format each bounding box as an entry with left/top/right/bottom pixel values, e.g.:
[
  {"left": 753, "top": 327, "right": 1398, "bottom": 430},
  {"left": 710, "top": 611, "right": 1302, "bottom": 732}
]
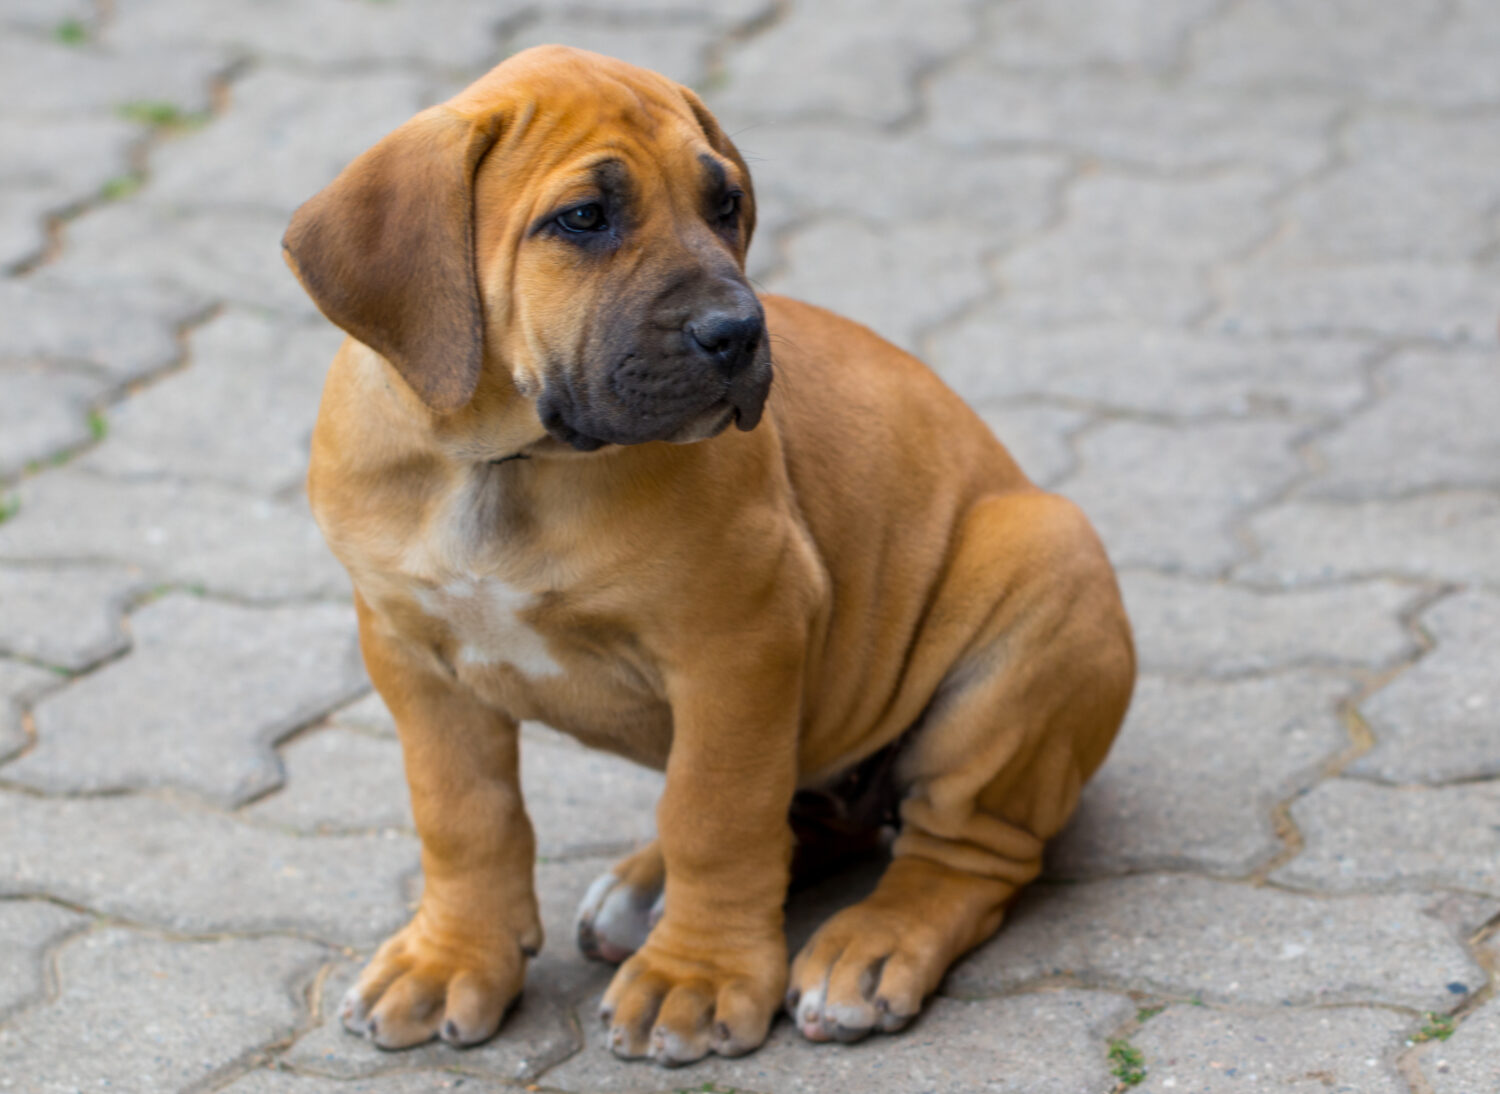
[{"left": 284, "top": 45, "right": 1134, "bottom": 1066}]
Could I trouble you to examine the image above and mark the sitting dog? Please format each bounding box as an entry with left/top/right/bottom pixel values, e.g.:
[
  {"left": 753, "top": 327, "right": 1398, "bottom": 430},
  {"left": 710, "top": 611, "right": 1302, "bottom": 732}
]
[{"left": 283, "top": 45, "right": 1134, "bottom": 1066}]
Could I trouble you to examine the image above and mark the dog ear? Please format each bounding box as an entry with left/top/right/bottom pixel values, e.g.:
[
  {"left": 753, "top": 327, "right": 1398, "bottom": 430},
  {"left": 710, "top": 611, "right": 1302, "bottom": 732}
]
[
  {"left": 677, "top": 87, "right": 756, "bottom": 251},
  {"left": 283, "top": 107, "right": 500, "bottom": 414}
]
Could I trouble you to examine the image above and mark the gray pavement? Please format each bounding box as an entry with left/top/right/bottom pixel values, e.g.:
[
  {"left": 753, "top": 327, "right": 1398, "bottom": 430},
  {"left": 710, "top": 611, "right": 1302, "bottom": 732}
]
[{"left": 1, "top": 1, "right": 1497, "bottom": 1091}]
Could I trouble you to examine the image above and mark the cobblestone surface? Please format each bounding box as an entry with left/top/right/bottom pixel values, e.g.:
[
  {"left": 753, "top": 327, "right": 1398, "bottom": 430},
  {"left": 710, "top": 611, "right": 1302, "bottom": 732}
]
[{"left": 1, "top": 0, "right": 1496, "bottom": 1090}]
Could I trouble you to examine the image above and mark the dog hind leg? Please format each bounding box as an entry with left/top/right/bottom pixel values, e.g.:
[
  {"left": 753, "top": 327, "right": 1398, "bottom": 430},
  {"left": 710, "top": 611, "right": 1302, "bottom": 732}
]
[{"left": 786, "top": 491, "right": 1134, "bottom": 1042}]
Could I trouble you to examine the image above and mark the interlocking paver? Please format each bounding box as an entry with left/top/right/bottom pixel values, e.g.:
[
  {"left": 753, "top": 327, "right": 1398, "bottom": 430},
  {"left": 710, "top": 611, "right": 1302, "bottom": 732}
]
[
  {"left": 945, "top": 874, "right": 1483, "bottom": 1012},
  {"left": 1240, "top": 491, "right": 1500, "bottom": 587},
  {"left": 1, "top": 0, "right": 1496, "bottom": 1088},
  {"left": 0, "top": 362, "right": 108, "bottom": 479},
  {"left": 976, "top": 404, "right": 1089, "bottom": 488},
  {"left": 1352, "top": 590, "right": 1500, "bottom": 784},
  {"left": 0, "top": 562, "right": 142, "bottom": 671},
  {"left": 0, "top": 901, "right": 87, "bottom": 1018},
  {"left": 989, "top": 172, "right": 1279, "bottom": 327},
  {"left": 0, "top": 471, "right": 348, "bottom": 599},
  {"left": 0, "top": 658, "right": 60, "bottom": 763},
  {"left": 81, "top": 309, "right": 343, "bottom": 493},
  {"left": 1133, "top": 1005, "right": 1411, "bottom": 1094},
  {"left": 713, "top": 0, "right": 972, "bottom": 124},
  {"left": 1049, "top": 672, "right": 1353, "bottom": 876},
  {"left": 766, "top": 217, "right": 992, "bottom": 351},
  {"left": 0, "top": 929, "right": 325, "bottom": 1094},
  {"left": 978, "top": 0, "right": 1223, "bottom": 74},
  {"left": 930, "top": 319, "right": 1374, "bottom": 420},
  {"left": 6, "top": 594, "right": 366, "bottom": 805},
  {"left": 1120, "top": 573, "right": 1420, "bottom": 676},
  {"left": 0, "top": 280, "right": 184, "bottom": 384},
  {"left": 548, "top": 989, "right": 1135, "bottom": 1094},
  {"left": 147, "top": 68, "right": 440, "bottom": 216},
  {"left": 0, "top": 790, "right": 415, "bottom": 945},
  {"left": 1275, "top": 778, "right": 1500, "bottom": 897},
  {"left": 1061, "top": 419, "right": 1304, "bottom": 574},
  {"left": 929, "top": 62, "right": 1335, "bottom": 180},
  {"left": 1310, "top": 350, "right": 1500, "bottom": 499}
]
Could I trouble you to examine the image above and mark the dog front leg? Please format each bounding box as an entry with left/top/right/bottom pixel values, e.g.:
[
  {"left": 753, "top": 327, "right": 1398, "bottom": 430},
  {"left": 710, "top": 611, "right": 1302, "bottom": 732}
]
[
  {"left": 341, "top": 593, "right": 541, "bottom": 1050},
  {"left": 599, "top": 637, "right": 802, "bottom": 1065}
]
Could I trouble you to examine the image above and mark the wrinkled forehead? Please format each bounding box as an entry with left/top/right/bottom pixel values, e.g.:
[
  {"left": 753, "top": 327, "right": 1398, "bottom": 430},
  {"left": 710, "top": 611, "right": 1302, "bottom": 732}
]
[{"left": 454, "top": 47, "right": 739, "bottom": 216}]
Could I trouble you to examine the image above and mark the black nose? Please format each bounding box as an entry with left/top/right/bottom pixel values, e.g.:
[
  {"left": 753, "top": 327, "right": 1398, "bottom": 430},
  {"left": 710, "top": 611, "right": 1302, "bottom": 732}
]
[{"left": 686, "top": 309, "right": 763, "bottom": 376}]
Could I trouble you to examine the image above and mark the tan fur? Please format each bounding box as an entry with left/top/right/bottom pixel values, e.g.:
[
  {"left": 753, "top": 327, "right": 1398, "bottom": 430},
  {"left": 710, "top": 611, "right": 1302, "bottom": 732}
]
[{"left": 286, "top": 46, "right": 1134, "bottom": 1063}]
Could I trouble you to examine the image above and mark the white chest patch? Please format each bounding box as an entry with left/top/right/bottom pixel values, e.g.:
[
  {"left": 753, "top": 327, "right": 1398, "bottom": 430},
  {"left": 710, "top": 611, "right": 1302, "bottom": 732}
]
[{"left": 414, "top": 577, "right": 564, "bottom": 679}]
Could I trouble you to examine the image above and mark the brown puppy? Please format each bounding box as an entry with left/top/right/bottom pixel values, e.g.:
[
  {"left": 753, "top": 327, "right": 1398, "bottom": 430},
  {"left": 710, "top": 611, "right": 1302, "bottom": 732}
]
[{"left": 284, "top": 46, "right": 1134, "bottom": 1066}]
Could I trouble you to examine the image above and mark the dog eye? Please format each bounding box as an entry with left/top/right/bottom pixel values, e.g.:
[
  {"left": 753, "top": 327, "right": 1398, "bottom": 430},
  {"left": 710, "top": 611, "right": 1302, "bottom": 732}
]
[
  {"left": 557, "top": 203, "right": 607, "bottom": 233},
  {"left": 717, "top": 192, "right": 741, "bottom": 221}
]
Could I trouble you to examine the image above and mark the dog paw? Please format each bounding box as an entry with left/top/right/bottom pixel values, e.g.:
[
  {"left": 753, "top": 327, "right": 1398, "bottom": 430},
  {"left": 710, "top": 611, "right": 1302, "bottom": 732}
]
[
  {"left": 576, "top": 842, "right": 665, "bottom": 964},
  {"left": 785, "top": 905, "right": 940, "bottom": 1043},
  {"left": 340, "top": 915, "right": 528, "bottom": 1050},
  {"left": 599, "top": 934, "right": 785, "bottom": 1065}
]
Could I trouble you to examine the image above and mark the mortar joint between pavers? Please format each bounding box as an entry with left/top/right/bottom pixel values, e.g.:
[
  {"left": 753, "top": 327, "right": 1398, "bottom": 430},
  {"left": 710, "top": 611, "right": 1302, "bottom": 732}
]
[{"left": 0, "top": 898, "right": 95, "bottom": 1030}]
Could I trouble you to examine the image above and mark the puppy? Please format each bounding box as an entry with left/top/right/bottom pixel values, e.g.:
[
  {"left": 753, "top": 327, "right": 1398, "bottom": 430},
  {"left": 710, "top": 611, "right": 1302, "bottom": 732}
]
[{"left": 283, "top": 45, "right": 1134, "bottom": 1066}]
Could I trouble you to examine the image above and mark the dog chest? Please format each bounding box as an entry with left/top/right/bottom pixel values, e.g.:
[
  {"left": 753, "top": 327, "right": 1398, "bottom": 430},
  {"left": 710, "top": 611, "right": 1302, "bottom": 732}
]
[{"left": 414, "top": 576, "right": 564, "bottom": 679}]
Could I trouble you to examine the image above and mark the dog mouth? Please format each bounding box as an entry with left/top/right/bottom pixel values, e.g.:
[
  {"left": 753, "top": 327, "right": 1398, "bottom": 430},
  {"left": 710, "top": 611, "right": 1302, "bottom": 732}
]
[{"left": 538, "top": 354, "right": 771, "bottom": 452}]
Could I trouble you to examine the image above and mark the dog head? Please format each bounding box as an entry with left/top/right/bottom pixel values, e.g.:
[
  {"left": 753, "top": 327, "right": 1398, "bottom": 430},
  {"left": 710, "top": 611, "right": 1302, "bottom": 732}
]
[{"left": 283, "top": 46, "right": 769, "bottom": 453}]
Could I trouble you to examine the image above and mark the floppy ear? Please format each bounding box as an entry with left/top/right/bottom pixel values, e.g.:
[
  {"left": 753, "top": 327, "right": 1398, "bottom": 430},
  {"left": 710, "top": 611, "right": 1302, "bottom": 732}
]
[
  {"left": 283, "top": 106, "right": 500, "bottom": 413},
  {"left": 678, "top": 87, "right": 756, "bottom": 251}
]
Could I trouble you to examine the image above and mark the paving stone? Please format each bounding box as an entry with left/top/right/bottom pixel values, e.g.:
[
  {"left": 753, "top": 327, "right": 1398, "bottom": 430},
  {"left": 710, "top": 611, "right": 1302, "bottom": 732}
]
[
  {"left": 8, "top": 594, "right": 365, "bottom": 806},
  {"left": 0, "top": 361, "right": 107, "bottom": 478},
  {"left": 0, "top": 658, "right": 61, "bottom": 764},
  {"left": 931, "top": 316, "right": 1373, "bottom": 420},
  {"left": 1189, "top": 0, "right": 1500, "bottom": 109},
  {"left": 713, "top": 0, "right": 973, "bottom": 124},
  {"left": 928, "top": 62, "right": 1335, "bottom": 180},
  {"left": 1049, "top": 672, "right": 1353, "bottom": 877},
  {"left": 979, "top": 0, "right": 1223, "bottom": 73},
  {"left": 945, "top": 874, "right": 1482, "bottom": 1012},
  {"left": 0, "top": 929, "right": 325, "bottom": 1094},
  {"left": 82, "top": 309, "right": 343, "bottom": 493},
  {"left": 0, "top": 791, "right": 416, "bottom": 946},
  {"left": 976, "top": 403, "right": 1088, "bottom": 488},
  {"left": 223, "top": 1072, "right": 512, "bottom": 1094},
  {"left": 1275, "top": 779, "right": 1500, "bottom": 897},
  {"left": 0, "top": 280, "right": 184, "bottom": 383},
  {"left": 766, "top": 217, "right": 992, "bottom": 352},
  {"left": 547, "top": 988, "right": 1134, "bottom": 1093},
  {"left": 566, "top": 0, "right": 771, "bottom": 21},
  {"left": 1133, "top": 1004, "right": 1410, "bottom": 1094},
  {"left": 105, "top": 0, "right": 509, "bottom": 69},
  {"left": 0, "top": 470, "right": 349, "bottom": 600},
  {"left": 1280, "top": 114, "right": 1500, "bottom": 263},
  {"left": 331, "top": 689, "right": 397, "bottom": 737},
  {"left": 0, "top": 562, "right": 144, "bottom": 671},
  {"left": 149, "top": 68, "right": 439, "bottom": 216},
  {"left": 990, "top": 172, "right": 1278, "bottom": 327},
  {"left": 1351, "top": 590, "right": 1500, "bottom": 784},
  {"left": 1310, "top": 350, "right": 1500, "bottom": 499},
  {"left": 1242, "top": 491, "right": 1500, "bottom": 588},
  {"left": 1212, "top": 258, "right": 1499, "bottom": 345},
  {"left": 1420, "top": 968, "right": 1500, "bottom": 1094},
  {"left": 1061, "top": 419, "right": 1303, "bottom": 574},
  {"left": 1121, "top": 573, "right": 1420, "bottom": 676},
  {"left": 0, "top": 900, "right": 87, "bottom": 1018},
  {"left": 36, "top": 201, "right": 316, "bottom": 317},
  {"left": 244, "top": 727, "right": 413, "bottom": 835},
  {"left": 0, "top": 185, "right": 62, "bottom": 269},
  {"left": 0, "top": 35, "right": 222, "bottom": 119},
  {"left": 258, "top": 709, "right": 662, "bottom": 859},
  {"left": 503, "top": 17, "right": 716, "bottom": 89},
  {"left": 0, "top": 116, "right": 139, "bottom": 196},
  {"left": 737, "top": 123, "right": 1067, "bottom": 236},
  {"left": 283, "top": 857, "right": 610, "bottom": 1082},
  {"left": 3, "top": 0, "right": 92, "bottom": 32}
]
